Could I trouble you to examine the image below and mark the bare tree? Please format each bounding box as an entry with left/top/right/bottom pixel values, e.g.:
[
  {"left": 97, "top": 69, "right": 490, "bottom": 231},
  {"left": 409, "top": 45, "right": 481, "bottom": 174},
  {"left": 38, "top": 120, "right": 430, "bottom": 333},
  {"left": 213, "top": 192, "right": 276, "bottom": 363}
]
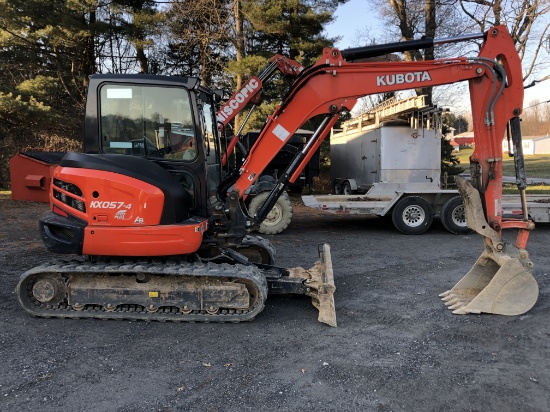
[
  {"left": 367, "top": 0, "right": 549, "bottom": 114},
  {"left": 232, "top": 0, "right": 246, "bottom": 128},
  {"left": 521, "top": 99, "right": 550, "bottom": 135},
  {"left": 458, "top": 0, "right": 550, "bottom": 84},
  {"left": 372, "top": 0, "right": 464, "bottom": 104},
  {"left": 168, "top": 0, "right": 233, "bottom": 86}
]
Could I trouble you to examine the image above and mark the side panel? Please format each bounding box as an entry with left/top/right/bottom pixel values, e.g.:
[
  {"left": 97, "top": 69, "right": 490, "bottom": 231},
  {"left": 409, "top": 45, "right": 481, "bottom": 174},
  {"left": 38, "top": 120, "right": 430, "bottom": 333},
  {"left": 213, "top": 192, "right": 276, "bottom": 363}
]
[
  {"left": 331, "top": 122, "right": 439, "bottom": 190},
  {"left": 9, "top": 154, "right": 60, "bottom": 203},
  {"left": 82, "top": 220, "right": 207, "bottom": 256},
  {"left": 345, "top": 131, "right": 365, "bottom": 185},
  {"left": 331, "top": 125, "right": 378, "bottom": 189},
  {"left": 329, "top": 131, "right": 347, "bottom": 184},
  {"left": 53, "top": 167, "right": 165, "bottom": 226},
  {"left": 379, "top": 126, "right": 440, "bottom": 184}
]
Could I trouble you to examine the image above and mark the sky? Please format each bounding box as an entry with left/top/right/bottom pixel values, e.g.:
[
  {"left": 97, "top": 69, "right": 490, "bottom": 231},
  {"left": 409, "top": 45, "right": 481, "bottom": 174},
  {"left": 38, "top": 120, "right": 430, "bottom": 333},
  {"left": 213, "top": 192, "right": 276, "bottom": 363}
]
[
  {"left": 323, "top": 0, "right": 550, "bottom": 114},
  {"left": 324, "top": 0, "right": 376, "bottom": 50}
]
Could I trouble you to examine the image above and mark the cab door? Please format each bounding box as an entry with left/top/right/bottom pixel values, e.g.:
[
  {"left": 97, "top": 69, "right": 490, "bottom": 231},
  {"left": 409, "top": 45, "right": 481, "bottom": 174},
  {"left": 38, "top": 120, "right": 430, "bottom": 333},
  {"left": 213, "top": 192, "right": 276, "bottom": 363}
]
[{"left": 197, "top": 89, "right": 223, "bottom": 209}]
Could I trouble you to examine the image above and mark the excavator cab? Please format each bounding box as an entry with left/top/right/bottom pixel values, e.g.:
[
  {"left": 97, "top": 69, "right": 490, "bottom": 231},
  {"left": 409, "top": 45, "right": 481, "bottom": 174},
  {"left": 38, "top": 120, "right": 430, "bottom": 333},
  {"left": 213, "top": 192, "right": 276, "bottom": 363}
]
[
  {"left": 35, "top": 75, "right": 227, "bottom": 257},
  {"left": 83, "top": 75, "right": 223, "bottom": 219}
]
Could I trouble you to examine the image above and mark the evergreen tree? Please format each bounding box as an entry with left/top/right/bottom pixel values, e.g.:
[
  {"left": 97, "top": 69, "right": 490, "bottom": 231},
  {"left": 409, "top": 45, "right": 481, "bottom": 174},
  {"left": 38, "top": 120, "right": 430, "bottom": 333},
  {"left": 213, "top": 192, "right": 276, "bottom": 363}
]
[
  {"left": 243, "top": 0, "right": 345, "bottom": 64},
  {"left": 441, "top": 113, "right": 465, "bottom": 177},
  {"left": 167, "top": 0, "right": 233, "bottom": 85},
  {"left": 0, "top": 0, "right": 101, "bottom": 186},
  {"left": 104, "top": 0, "right": 166, "bottom": 74},
  {"left": 0, "top": 0, "right": 165, "bottom": 187},
  {"left": 236, "top": 0, "right": 347, "bottom": 131}
]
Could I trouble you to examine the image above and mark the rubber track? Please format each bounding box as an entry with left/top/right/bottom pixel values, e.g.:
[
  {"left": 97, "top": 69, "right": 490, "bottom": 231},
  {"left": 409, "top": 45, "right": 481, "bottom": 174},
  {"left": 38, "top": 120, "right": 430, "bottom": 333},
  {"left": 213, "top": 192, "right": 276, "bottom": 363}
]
[{"left": 16, "top": 260, "right": 268, "bottom": 323}]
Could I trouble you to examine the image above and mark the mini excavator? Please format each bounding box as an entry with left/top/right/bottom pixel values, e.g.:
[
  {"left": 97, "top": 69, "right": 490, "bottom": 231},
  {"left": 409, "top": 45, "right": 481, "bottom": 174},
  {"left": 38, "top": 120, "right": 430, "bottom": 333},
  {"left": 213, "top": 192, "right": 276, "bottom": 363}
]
[{"left": 17, "top": 25, "right": 538, "bottom": 326}]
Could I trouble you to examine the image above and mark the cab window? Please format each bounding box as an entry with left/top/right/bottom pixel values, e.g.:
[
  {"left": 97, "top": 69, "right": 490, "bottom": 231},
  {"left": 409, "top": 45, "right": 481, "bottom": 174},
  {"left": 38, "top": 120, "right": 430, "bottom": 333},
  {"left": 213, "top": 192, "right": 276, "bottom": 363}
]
[{"left": 99, "top": 84, "right": 197, "bottom": 161}]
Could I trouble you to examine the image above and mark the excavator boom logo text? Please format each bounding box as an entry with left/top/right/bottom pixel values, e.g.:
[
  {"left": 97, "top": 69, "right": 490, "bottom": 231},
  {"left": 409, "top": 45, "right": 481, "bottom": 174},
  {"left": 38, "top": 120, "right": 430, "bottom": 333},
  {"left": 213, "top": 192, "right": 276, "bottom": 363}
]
[
  {"left": 217, "top": 77, "right": 261, "bottom": 124},
  {"left": 377, "top": 71, "right": 431, "bottom": 87}
]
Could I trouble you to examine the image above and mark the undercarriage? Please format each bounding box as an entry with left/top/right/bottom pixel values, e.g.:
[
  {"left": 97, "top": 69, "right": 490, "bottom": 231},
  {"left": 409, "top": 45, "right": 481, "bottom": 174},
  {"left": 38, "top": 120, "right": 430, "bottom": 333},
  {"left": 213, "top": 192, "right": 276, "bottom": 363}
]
[{"left": 16, "top": 243, "right": 337, "bottom": 326}]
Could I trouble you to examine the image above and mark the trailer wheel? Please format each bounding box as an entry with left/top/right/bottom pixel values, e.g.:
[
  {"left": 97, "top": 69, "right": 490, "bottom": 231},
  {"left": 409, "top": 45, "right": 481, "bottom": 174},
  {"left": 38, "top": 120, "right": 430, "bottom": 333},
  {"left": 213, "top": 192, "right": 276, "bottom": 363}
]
[
  {"left": 333, "top": 181, "right": 342, "bottom": 195},
  {"left": 342, "top": 181, "right": 352, "bottom": 195},
  {"left": 248, "top": 191, "right": 293, "bottom": 235},
  {"left": 392, "top": 196, "right": 433, "bottom": 235},
  {"left": 440, "top": 196, "right": 470, "bottom": 235}
]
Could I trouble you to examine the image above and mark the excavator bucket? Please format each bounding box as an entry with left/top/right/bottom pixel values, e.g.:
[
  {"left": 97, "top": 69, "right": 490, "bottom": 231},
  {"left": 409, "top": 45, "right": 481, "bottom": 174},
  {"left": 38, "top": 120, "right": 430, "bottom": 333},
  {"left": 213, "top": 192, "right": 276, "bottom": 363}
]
[
  {"left": 440, "top": 177, "right": 538, "bottom": 315},
  {"left": 289, "top": 243, "right": 337, "bottom": 327},
  {"left": 440, "top": 247, "right": 539, "bottom": 315}
]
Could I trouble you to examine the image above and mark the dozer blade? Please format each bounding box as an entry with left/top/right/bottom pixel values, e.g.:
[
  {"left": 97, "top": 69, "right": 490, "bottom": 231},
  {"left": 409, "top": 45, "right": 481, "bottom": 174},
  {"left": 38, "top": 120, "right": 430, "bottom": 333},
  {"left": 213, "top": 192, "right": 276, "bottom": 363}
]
[
  {"left": 288, "top": 243, "right": 337, "bottom": 327},
  {"left": 441, "top": 177, "right": 539, "bottom": 315}
]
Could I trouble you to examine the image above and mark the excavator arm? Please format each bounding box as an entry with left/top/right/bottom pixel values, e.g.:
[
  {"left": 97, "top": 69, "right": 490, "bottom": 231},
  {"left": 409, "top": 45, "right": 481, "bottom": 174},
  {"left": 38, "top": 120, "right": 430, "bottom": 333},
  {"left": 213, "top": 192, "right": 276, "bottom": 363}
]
[
  {"left": 230, "top": 25, "right": 538, "bottom": 316},
  {"left": 217, "top": 54, "right": 305, "bottom": 129},
  {"left": 217, "top": 55, "right": 305, "bottom": 166}
]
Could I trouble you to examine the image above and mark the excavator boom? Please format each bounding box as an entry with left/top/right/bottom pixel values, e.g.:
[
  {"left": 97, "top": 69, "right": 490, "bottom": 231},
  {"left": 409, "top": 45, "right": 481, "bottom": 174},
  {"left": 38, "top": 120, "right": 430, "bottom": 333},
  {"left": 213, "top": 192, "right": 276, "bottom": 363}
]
[{"left": 230, "top": 25, "right": 537, "bottom": 316}]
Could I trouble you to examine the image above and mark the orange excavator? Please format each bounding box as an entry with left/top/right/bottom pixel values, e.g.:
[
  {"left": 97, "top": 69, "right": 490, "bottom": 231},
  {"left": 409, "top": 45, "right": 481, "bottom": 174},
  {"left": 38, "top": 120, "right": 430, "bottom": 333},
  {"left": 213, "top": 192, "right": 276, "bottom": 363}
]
[{"left": 17, "top": 25, "right": 538, "bottom": 326}]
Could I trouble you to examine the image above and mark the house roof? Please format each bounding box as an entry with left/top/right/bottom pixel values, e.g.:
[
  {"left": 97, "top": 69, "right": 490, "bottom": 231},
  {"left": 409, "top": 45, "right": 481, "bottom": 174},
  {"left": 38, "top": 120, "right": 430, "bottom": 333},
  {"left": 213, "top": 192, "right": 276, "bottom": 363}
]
[
  {"left": 454, "top": 131, "right": 474, "bottom": 138},
  {"left": 454, "top": 136, "right": 475, "bottom": 144},
  {"left": 526, "top": 135, "right": 550, "bottom": 141}
]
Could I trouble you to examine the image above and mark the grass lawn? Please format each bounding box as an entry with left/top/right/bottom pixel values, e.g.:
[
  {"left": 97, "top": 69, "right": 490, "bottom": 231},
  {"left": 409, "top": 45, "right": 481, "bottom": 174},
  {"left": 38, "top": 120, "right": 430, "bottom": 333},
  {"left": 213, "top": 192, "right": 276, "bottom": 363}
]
[{"left": 457, "top": 147, "right": 550, "bottom": 193}]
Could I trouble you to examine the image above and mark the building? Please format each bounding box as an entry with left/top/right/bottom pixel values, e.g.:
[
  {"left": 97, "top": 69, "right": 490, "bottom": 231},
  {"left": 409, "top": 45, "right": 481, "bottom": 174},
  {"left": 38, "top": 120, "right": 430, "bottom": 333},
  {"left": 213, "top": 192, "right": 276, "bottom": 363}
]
[
  {"left": 502, "top": 135, "right": 550, "bottom": 155},
  {"left": 453, "top": 131, "right": 475, "bottom": 146},
  {"left": 451, "top": 132, "right": 550, "bottom": 155}
]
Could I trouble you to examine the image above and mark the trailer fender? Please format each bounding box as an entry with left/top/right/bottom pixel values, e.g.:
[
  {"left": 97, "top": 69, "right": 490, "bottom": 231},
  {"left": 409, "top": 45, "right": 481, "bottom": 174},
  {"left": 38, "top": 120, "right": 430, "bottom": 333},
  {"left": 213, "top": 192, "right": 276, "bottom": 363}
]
[
  {"left": 346, "top": 179, "right": 358, "bottom": 191},
  {"left": 380, "top": 192, "right": 405, "bottom": 216}
]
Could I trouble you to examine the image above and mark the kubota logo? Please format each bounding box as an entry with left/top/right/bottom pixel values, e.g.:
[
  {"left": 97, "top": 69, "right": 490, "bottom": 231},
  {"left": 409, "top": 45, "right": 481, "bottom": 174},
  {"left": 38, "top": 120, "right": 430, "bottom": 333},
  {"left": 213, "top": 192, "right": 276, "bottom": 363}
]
[
  {"left": 217, "top": 77, "right": 261, "bottom": 123},
  {"left": 377, "top": 71, "right": 431, "bottom": 86}
]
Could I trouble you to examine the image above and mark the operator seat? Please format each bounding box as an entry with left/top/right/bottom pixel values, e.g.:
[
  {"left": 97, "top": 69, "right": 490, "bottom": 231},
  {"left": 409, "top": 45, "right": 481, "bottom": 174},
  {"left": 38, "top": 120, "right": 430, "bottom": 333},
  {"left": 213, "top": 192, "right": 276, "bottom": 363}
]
[{"left": 59, "top": 152, "right": 192, "bottom": 224}]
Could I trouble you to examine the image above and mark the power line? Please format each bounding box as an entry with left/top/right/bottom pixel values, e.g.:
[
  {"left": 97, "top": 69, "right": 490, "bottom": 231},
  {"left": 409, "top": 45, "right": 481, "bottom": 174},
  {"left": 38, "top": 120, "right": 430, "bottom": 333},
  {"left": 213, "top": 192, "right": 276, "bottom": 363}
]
[{"left": 525, "top": 100, "right": 550, "bottom": 110}]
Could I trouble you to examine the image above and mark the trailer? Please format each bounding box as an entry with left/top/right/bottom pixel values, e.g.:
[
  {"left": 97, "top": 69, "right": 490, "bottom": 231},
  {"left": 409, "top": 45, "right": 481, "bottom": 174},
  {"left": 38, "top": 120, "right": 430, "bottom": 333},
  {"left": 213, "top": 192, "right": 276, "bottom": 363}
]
[
  {"left": 303, "top": 96, "right": 469, "bottom": 235},
  {"left": 302, "top": 189, "right": 467, "bottom": 235},
  {"left": 503, "top": 194, "right": 550, "bottom": 223},
  {"left": 237, "top": 129, "right": 318, "bottom": 234}
]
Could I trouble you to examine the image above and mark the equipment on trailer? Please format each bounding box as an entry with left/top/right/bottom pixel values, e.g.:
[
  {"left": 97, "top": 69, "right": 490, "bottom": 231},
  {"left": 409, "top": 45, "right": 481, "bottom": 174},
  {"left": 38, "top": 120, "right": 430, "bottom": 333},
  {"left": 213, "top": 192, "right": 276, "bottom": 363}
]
[
  {"left": 304, "top": 95, "right": 468, "bottom": 235},
  {"left": 17, "top": 25, "right": 538, "bottom": 324},
  {"left": 216, "top": 55, "right": 305, "bottom": 235},
  {"left": 238, "top": 129, "right": 320, "bottom": 234}
]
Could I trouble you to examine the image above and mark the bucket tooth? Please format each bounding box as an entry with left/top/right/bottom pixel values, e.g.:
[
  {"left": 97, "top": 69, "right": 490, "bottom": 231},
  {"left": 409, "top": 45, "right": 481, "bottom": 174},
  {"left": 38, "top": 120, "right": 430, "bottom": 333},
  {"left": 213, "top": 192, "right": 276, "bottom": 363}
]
[
  {"left": 444, "top": 297, "right": 459, "bottom": 306},
  {"left": 441, "top": 294, "right": 456, "bottom": 303}
]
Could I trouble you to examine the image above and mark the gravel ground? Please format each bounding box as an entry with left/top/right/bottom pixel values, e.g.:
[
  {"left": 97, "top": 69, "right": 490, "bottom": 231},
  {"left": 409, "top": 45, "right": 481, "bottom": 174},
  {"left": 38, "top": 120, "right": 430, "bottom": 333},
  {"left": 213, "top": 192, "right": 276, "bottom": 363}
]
[{"left": 1, "top": 194, "right": 549, "bottom": 412}]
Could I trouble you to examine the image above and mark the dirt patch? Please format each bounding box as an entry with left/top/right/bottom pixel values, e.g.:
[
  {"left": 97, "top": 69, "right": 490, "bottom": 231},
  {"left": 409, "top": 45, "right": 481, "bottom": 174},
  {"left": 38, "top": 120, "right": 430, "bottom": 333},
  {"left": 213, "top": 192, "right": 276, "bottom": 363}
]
[{"left": 1, "top": 194, "right": 549, "bottom": 411}]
